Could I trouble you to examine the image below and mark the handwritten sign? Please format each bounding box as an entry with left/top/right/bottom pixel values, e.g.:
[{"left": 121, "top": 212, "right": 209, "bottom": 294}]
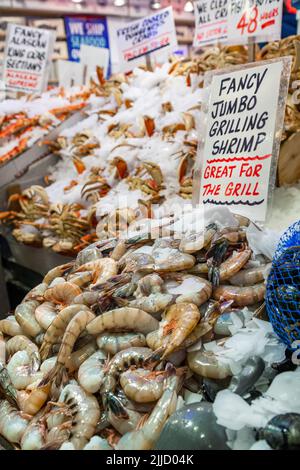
[
  {"left": 64, "top": 16, "right": 110, "bottom": 63},
  {"left": 116, "top": 7, "right": 177, "bottom": 73},
  {"left": 197, "top": 59, "right": 290, "bottom": 222},
  {"left": 2, "top": 24, "right": 54, "bottom": 94},
  {"left": 228, "top": 0, "right": 283, "bottom": 43},
  {"left": 193, "top": 0, "right": 228, "bottom": 47}
]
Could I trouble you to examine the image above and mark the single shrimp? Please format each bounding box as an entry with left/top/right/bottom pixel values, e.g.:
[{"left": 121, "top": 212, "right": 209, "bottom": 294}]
[
  {"left": 17, "top": 380, "right": 50, "bottom": 416},
  {"left": 108, "top": 407, "right": 142, "bottom": 436},
  {"left": 129, "top": 293, "right": 173, "bottom": 315},
  {"left": 40, "top": 309, "right": 95, "bottom": 388},
  {"left": 0, "top": 315, "right": 24, "bottom": 337},
  {"left": 188, "top": 348, "right": 232, "bottom": 379},
  {"left": 147, "top": 303, "right": 200, "bottom": 361},
  {"left": 20, "top": 414, "right": 47, "bottom": 450},
  {"left": 43, "top": 263, "right": 74, "bottom": 285},
  {"left": 145, "top": 251, "right": 196, "bottom": 273},
  {"left": 136, "top": 273, "right": 164, "bottom": 296},
  {"left": 87, "top": 307, "right": 159, "bottom": 336},
  {"left": 229, "top": 263, "right": 271, "bottom": 287},
  {"left": 15, "top": 300, "right": 42, "bottom": 338},
  {"left": 72, "top": 291, "right": 100, "bottom": 307},
  {"left": 75, "top": 258, "right": 118, "bottom": 286},
  {"left": 67, "top": 342, "right": 97, "bottom": 373},
  {"left": 6, "top": 335, "right": 40, "bottom": 370},
  {"left": 23, "top": 283, "right": 48, "bottom": 302},
  {"left": 44, "top": 422, "right": 72, "bottom": 450},
  {"left": 116, "top": 365, "right": 182, "bottom": 450},
  {"left": 0, "top": 400, "right": 29, "bottom": 444},
  {"left": 164, "top": 273, "right": 212, "bottom": 306},
  {"left": 120, "top": 368, "right": 166, "bottom": 403},
  {"left": 218, "top": 249, "right": 252, "bottom": 283},
  {"left": 7, "top": 351, "right": 43, "bottom": 391},
  {"left": 35, "top": 302, "right": 57, "bottom": 330},
  {"left": 0, "top": 334, "right": 18, "bottom": 407},
  {"left": 40, "top": 304, "right": 89, "bottom": 361},
  {"left": 44, "top": 282, "right": 82, "bottom": 306},
  {"left": 101, "top": 348, "right": 152, "bottom": 414},
  {"left": 96, "top": 332, "right": 146, "bottom": 355},
  {"left": 213, "top": 283, "right": 266, "bottom": 307},
  {"left": 75, "top": 247, "right": 102, "bottom": 268},
  {"left": 58, "top": 383, "right": 100, "bottom": 450},
  {"left": 78, "top": 350, "right": 107, "bottom": 393},
  {"left": 179, "top": 223, "right": 218, "bottom": 254},
  {"left": 66, "top": 271, "right": 93, "bottom": 288}
]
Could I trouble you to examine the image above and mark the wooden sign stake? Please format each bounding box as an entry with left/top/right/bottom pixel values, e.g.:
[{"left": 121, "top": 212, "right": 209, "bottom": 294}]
[
  {"left": 248, "top": 37, "right": 256, "bottom": 63},
  {"left": 146, "top": 54, "right": 153, "bottom": 72}
]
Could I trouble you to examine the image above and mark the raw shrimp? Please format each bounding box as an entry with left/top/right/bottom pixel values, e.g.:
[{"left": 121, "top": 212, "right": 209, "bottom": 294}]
[
  {"left": 67, "top": 272, "right": 93, "bottom": 288},
  {"left": 76, "top": 258, "right": 117, "bottom": 285},
  {"left": 96, "top": 332, "right": 146, "bottom": 355},
  {"left": 120, "top": 368, "right": 165, "bottom": 403},
  {"left": 0, "top": 400, "right": 29, "bottom": 444},
  {"left": 136, "top": 273, "right": 164, "bottom": 296},
  {"left": 188, "top": 349, "right": 232, "bottom": 379},
  {"left": 102, "top": 348, "right": 152, "bottom": 413},
  {"left": 75, "top": 247, "right": 102, "bottom": 268},
  {"left": 72, "top": 291, "right": 100, "bottom": 307},
  {"left": 41, "top": 309, "right": 95, "bottom": 388},
  {"left": 147, "top": 303, "right": 200, "bottom": 360},
  {"left": 7, "top": 351, "right": 41, "bottom": 391},
  {"left": 116, "top": 365, "right": 182, "bottom": 450},
  {"left": 20, "top": 415, "right": 46, "bottom": 450},
  {"left": 78, "top": 350, "right": 107, "bottom": 393},
  {"left": 146, "top": 251, "right": 196, "bottom": 273},
  {"left": 0, "top": 334, "right": 18, "bottom": 407},
  {"left": 44, "top": 423, "right": 72, "bottom": 449},
  {"left": 23, "top": 283, "right": 48, "bottom": 301},
  {"left": 67, "top": 342, "right": 97, "bottom": 373},
  {"left": 15, "top": 301, "right": 42, "bottom": 338},
  {"left": 44, "top": 282, "right": 82, "bottom": 306},
  {"left": 35, "top": 302, "right": 57, "bottom": 330},
  {"left": 0, "top": 316, "right": 24, "bottom": 337},
  {"left": 43, "top": 263, "right": 73, "bottom": 285},
  {"left": 229, "top": 264, "right": 271, "bottom": 286},
  {"left": 179, "top": 224, "right": 218, "bottom": 254},
  {"left": 108, "top": 407, "right": 142, "bottom": 436},
  {"left": 18, "top": 382, "right": 50, "bottom": 416},
  {"left": 58, "top": 383, "right": 100, "bottom": 450},
  {"left": 40, "top": 304, "right": 89, "bottom": 361},
  {"left": 87, "top": 307, "right": 159, "bottom": 336},
  {"left": 6, "top": 335, "right": 40, "bottom": 370},
  {"left": 218, "top": 249, "right": 252, "bottom": 283},
  {"left": 83, "top": 436, "right": 112, "bottom": 450},
  {"left": 213, "top": 283, "right": 266, "bottom": 307},
  {"left": 165, "top": 274, "right": 212, "bottom": 306},
  {"left": 129, "top": 293, "right": 173, "bottom": 315}
]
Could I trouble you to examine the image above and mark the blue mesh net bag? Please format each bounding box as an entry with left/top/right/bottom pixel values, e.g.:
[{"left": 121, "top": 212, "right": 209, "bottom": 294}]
[{"left": 266, "top": 220, "right": 300, "bottom": 350}]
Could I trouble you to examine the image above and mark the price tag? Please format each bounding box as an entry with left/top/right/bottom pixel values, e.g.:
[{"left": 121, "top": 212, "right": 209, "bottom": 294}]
[
  {"left": 193, "top": 0, "right": 228, "bottom": 47},
  {"left": 79, "top": 45, "right": 110, "bottom": 83},
  {"left": 2, "top": 24, "right": 55, "bottom": 94},
  {"left": 57, "top": 60, "right": 84, "bottom": 88},
  {"left": 194, "top": 58, "right": 291, "bottom": 222},
  {"left": 228, "top": 0, "right": 283, "bottom": 43},
  {"left": 116, "top": 7, "right": 178, "bottom": 73}
]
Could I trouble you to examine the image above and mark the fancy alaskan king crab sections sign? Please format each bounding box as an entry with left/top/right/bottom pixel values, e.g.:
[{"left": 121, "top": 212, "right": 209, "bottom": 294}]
[
  {"left": 3, "top": 24, "right": 55, "bottom": 94},
  {"left": 197, "top": 59, "right": 290, "bottom": 222}
]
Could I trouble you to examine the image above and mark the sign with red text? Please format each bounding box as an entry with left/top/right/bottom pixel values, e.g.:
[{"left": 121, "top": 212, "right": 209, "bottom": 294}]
[
  {"left": 194, "top": 0, "right": 228, "bottom": 47},
  {"left": 116, "top": 7, "right": 177, "bottom": 73},
  {"left": 2, "top": 24, "right": 55, "bottom": 94},
  {"left": 198, "top": 59, "right": 290, "bottom": 221},
  {"left": 228, "top": 0, "right": 283, "bottom": 44}
]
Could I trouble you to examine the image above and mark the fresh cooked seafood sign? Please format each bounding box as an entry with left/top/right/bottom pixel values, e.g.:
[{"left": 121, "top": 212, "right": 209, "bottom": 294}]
[
  {"left": 196, "top": 58, "right": 291, "bottom": 222},
  {"left": 2, "top": 24, "right": 55, "bottom": 94},
  {"left": 228, "top": 0, "right": 283, "bottom": 43},
  {"left": 193, "top": 0, "right": 229, "bottom": 47},
  {"left": 116, "top": 7, "right": 178, "bottom": 73}
]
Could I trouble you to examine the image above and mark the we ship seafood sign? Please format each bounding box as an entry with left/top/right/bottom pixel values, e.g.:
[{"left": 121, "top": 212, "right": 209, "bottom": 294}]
[
  {"left": 116, "top": 7, "right": 177, "bottom": 72},
  {"left": 198, "top": 60, "right": 290, "bottom": 222},
  {"left": 3, "top": 24, "right": 55, "bottom": 94}
]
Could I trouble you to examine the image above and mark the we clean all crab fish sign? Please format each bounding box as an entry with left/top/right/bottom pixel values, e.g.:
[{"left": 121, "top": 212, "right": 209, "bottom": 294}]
[
  {"left": 2, "top": 24, "right": 55, "bottom": 94},
  {"left": 193, "top": 0, "right": 282, "bottom": 47},
  {"left": 196, "top": 58, "right": 291, "bottom": 222},
  {"left": 193, "top": 0, "right": 229, "bottom": 47},
  {"left": 116, "top": 7, "right": 177, "bottom": 73}
]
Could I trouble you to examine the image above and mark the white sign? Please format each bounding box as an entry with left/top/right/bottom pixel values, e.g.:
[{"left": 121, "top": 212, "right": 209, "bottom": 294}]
[
  {"left": 228, "top": 0, "right": 283, "bottom": 43},
  {"left": 193, "top": 0, "right": 228, "bottom": 47},
  {"left": 79, "top": 45, "right": 110, "bottom": 83},
  {"left": 116, "top": 7, "right": 178, "bottom": 73},
  {"left": 198, "top": 60, "right": 288, "bottom": 222},
  {"left": 2, "top": 24, "right": 55, "bottom": 94},
  {"left": 57, "top": 60, "right": 84, "bottom": 88}
]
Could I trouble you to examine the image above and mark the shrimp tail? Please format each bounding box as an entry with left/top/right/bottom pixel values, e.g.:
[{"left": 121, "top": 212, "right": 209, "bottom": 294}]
[
  {"left": 144, "top": 346, "right": 165, "bottom": 366},
  {"left": 105, "top": 392, "right": 129, "bottom": 419},
  {"left": 40, "top": 439, "right": 66, "bottom": 450},
  {"left": 208, "top": 265, "right": 220, "bottom": 287},
  {"left": 164, "top": 363, "right": 187, "bottom": 390},
  {"left": 39, "top": 363, "right": 68, "bottom": 389},
  {"left": 0, "top": 367, "right": 18, "bottom": 408}
]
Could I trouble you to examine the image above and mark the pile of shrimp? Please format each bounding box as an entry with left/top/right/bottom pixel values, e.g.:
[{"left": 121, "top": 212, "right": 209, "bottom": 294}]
[{"left": 0, "top": 213, "right": 276, "bottom": 450}]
